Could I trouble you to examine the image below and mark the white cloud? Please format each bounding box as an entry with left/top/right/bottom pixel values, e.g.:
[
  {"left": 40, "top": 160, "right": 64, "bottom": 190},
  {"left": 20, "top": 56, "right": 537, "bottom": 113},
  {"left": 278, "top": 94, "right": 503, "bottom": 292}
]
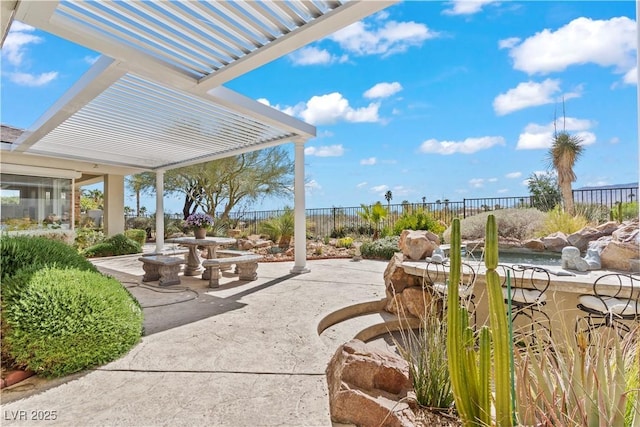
[
  {"left": 499, "top": 37, "right": 521, "bottom": 49},
  {"left": 504, "top": 17, "right": 637, "bottom": 77},
  {"left": 8, "top": 71, "right": 58, "bottom": 87},
  {"left": 360, "top": 157, "right": 377, "bottom": 165},
  {"left": 517, "top": 117, "right": 597, "bottom": 150},
  {"left": 506, "top": 172, "right": 522, "bottom": 179},
  {"left": 3, "top": 22, "right": 43, "bottom": 66},
  {"left": 258, "top": 93, "right": 380, "bottom": 125},
  {"left": 469, "top": 178, "right": 485, "bottom": 188},
  {"left": 624, "top": 66, "right": 638, "bottom": 85},
  {"left": 443, "top": 0, "right": 499, "bottom": 15},
  {"left": 497, "top": 189, "right": 509, "bottom": 194},
  {"left": 419, "top": 136, "right": 505, "bottom": 155},
  {"left": 488, "top": 177, "right": 498, "bottom": 183},
  {"left": 356, "top": 182, "right": 368, "bottom": 189},
  {"left": 288, "top": 46, "right": 348, "bottom": 66},
  {"left": 305, "top": 179, "right": 322, "bottom": 193},
  {"left": 304, "top": 144, "right": 344, "bottom": 157},
  {"left": 300, "top": 92, "right": 380, "bottom": 125},
  {"left": 329, "top": 19, "right": 437, "bottom": 58},
  {"left": 364, "top": 82, "right": 403, "bottom": 99},
  {"left": 493, "top": 79, "right": 561, "bottom": 115},
  {"left": 256, "top": 98, "right": 304, "bottom": 117},
  {"left": 609, "top": 137, "right": 620, "bottom": 144},
  {"left": 371, "top": 184, "right": 389, "bottom": 193}
]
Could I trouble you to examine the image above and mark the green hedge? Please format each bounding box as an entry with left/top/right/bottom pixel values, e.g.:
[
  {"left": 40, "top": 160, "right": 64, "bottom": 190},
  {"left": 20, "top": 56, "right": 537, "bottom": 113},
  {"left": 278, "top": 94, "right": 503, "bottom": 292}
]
[
  {"left": 2, "top": 267, "right": 143, "bottom": 378},
  {"left": 124, "top": 229, "right": 146, "bottom": 246},
  {"left": 1, "top": 235, "right": 97, "bottom": 281},
  {"left": 82, "top": 234, "right": 142, "bottom": 258}
]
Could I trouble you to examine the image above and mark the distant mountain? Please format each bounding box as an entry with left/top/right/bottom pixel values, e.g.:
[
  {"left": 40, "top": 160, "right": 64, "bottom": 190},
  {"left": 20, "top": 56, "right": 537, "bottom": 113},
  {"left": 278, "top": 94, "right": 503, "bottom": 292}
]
[{"left": 576, "top": 183, "right": 638, "bottom": 190}]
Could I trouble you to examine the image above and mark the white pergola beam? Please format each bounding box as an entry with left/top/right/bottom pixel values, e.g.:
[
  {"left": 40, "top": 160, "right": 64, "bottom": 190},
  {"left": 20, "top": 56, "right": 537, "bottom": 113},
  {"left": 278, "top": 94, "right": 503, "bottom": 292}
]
[
  {"left": 0, "top": 0, "right": 19, "bottom": 46},
  {"left": 12, "top": 56, "right": 127, "bottom": 152},
  {"left": 205, "top": 86, "right": 316, "bottom": 139},
  {"left": 196, "top": 0, "right": 398, "bottom": 92}
]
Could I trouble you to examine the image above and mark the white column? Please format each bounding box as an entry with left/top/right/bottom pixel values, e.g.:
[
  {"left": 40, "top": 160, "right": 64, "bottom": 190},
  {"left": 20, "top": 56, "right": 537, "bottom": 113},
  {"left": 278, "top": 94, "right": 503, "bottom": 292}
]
[
  {"left": 290, "top": 140, "right": 309, "bottom": 274},
  {"left": 155, "top": 170, "right": 165, "bottom": 254},
  {"left": 104, "top": 174, "right": 125, "bottom": 236}
]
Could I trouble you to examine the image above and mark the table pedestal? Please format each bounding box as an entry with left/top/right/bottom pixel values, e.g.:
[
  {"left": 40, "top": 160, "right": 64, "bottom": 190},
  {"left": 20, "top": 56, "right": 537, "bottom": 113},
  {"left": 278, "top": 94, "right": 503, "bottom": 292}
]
[{"left": 184, "top": 246, "right": 204, "bottom": 276}]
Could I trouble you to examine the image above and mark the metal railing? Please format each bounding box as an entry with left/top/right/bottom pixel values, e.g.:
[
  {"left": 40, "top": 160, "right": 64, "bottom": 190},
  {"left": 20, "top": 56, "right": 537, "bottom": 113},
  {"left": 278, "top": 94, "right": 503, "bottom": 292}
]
[{"left": 125, "top": 185, "right": 638, "bottom": 236}]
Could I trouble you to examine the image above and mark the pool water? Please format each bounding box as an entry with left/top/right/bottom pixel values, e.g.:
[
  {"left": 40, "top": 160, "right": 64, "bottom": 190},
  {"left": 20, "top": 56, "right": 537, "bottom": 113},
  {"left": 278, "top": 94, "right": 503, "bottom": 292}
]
[{"left": 465, "top": 251, "right": 563, "bottom": 267}]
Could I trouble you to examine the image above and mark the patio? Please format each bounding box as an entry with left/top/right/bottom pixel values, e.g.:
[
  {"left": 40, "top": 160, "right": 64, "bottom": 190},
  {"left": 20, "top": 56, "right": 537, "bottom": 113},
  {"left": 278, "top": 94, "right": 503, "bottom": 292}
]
[{"left": 1, "top": 256, "right": 392, "bottom": 426}]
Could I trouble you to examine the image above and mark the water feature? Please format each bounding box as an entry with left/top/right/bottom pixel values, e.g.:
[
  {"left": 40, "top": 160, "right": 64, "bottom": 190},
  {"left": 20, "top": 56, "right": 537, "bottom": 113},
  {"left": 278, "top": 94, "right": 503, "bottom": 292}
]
[{"left": 465, "top": 250, "right": 563, "bottom": 267}]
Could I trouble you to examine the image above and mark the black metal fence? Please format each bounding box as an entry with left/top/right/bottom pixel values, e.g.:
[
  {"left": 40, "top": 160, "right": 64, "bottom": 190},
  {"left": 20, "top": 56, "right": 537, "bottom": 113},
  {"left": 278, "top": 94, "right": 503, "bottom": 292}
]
[{"left": 126, "top": 186, "right": 638, "bottom": 236}]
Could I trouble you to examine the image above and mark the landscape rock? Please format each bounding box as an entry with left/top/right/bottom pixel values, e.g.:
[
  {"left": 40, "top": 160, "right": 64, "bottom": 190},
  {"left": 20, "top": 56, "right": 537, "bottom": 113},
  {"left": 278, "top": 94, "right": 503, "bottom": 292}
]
[
  {"left": 542, "top": 232, "right": 569, "bottom": 252},
  {"left": 401, "top": 286, "right": 435, "bottom": 319},
  {"left": 601, "top": 240, "right": 640, "bottom": 271},
  {"left": 326, "top": 339, "right": 415, "bottom": 427},
  {"left": 522, "top": 238, "right": 545, "bottom": 251},
  {"left": 383, "top": 253, "right": 420, "bottom": 298},
  {"left": 399, "top": 230, "right": 439, "bottom": 260},
  {"left": 385, "top": 294, "right": 410, "bottom": 318},
  {"left": 568, "top": 226, "right": 614, "bottom": 252},
  {"left": 561, "top": 246, "right": 588, "bottom": 272}
]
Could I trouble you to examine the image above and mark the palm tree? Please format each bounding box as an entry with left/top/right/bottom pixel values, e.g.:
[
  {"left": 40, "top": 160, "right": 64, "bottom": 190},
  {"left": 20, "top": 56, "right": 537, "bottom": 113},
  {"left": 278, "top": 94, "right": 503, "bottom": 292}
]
[
  {"left": 384, "top": 190, "right": 393, "bottom": 208},
  {"left": 357, "top": 202, "right": 388, "bottom": 240},
  {"left": 547, "top": 131, "right": 584, "bottom": 215}
]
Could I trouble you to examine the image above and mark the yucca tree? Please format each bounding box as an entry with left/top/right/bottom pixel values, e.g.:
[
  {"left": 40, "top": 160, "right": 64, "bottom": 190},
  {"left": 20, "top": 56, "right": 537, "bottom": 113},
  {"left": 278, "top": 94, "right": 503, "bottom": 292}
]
[{"left": 548, "top": 131, "right": 584, "bottom": 216}]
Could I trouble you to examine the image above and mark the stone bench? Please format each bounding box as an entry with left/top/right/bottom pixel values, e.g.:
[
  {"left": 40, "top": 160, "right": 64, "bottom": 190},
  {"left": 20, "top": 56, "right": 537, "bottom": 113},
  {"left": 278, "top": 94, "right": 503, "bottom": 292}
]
[
  {"left": 138, "top": 255, "right": 184, "bottom": 286},
  {"left": 216, "top": 249, "right": 255, "bottom": 257},
  {"left": 202, "top": 254, "right": 262, "bottom": 288}
]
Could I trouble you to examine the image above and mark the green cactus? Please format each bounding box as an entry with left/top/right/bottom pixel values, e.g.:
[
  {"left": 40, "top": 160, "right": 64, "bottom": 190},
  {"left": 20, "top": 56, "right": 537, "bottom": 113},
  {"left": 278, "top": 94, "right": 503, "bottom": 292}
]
[{"left": 446, "top": 215, "right": 514, "bottom": 426}]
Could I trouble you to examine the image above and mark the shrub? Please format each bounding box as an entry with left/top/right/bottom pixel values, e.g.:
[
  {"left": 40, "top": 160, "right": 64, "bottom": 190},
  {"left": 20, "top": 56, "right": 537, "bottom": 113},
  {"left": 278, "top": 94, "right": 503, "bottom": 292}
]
[
  {"left": 537, "top": 206, "right": 589, "bottom": 237},
  {"left": 360, "top": 236, "right": 400, "bottom": 260},
  {"left": 74, "top": 228, "right": 105, "bottom": 251},
  {"left": 575, "top": 203, "right": 610, "bottom": 224},
  {"left": 515, "top": 326, "right": 640, "bottom": 426},
  {"left": 336, "top": 237, "right": 354, "bottom": 249},
  {"left": 258, "top": 208, "right": 294, "bottom": 248},
  {"left": 82, "top": 234, "right": 142, "bottom": 258},
  {"left": 442, "top": 208, "right": 546, "bottom": 243},
  {"left": 1, "top": 235, "right": 97, "bottom": 281},
  {"left": 124, "top": 229, "right": 146, "bottom": 246},
  {"left": 610, "top": 201, "right": 639, "bottom": 222},
  {"left": 393, "top": 209, "right": 446, "bottom": 237},
  {"left": 396, "top": 307, "right": 453, "bottom": 410},
  {"left": 2, "top": 267, "right": 143, "bottom": 377}
]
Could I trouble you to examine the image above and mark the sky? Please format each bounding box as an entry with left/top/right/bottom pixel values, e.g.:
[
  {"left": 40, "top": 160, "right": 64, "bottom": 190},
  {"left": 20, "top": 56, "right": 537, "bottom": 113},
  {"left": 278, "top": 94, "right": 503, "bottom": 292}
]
[{"left": 1, "top": 1, "right": 638, "bottom": 215}]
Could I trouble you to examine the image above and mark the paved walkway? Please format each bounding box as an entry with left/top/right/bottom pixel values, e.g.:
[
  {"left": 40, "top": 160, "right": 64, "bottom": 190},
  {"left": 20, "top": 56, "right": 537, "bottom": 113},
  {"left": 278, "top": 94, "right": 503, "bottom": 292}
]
[{"left": 1, "top": 255, "right": 391, "bottom": 426}]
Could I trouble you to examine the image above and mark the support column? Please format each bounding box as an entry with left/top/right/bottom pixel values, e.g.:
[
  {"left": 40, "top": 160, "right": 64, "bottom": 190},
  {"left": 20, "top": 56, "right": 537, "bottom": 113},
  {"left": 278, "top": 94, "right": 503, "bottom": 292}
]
[
  {"left": 155, "top": 170, "right": 165, "bottom": 254},
  {"left": 103, "top": 174, "right": 124, "bottom": 236},
  {"left": 290, "top": 140, "right": 309, "bottom": 274}
]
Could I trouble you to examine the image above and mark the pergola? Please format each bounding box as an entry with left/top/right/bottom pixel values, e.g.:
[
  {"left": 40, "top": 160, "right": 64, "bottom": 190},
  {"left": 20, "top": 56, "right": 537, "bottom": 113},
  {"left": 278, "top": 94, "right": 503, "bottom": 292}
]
[{"left": 1, "top": 0, "right": 396, "bottom": 273}]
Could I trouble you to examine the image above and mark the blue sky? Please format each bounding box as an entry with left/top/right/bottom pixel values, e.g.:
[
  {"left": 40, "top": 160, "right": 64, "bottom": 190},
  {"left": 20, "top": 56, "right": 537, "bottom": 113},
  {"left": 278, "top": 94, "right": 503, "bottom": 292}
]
[{"left": 2, "top": 1, "right": 638, "bottom": 215}]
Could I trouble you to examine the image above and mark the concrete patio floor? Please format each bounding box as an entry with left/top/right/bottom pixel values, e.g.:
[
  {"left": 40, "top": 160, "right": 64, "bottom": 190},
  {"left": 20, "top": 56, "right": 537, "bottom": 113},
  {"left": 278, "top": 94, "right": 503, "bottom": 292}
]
[{"left": 1, "top": 254, "right": 393, "bottom": 426}]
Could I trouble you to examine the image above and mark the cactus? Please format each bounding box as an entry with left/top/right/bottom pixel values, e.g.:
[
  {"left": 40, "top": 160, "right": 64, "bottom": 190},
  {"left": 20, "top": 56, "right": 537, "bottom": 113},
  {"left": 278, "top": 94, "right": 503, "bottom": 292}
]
[{"left": 446, "top": 215, "right": 514, "bottom": 426}]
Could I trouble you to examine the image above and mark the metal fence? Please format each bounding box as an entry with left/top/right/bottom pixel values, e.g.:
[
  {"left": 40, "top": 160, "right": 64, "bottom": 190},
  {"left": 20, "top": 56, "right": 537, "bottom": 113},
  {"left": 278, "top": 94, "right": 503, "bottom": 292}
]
[{"left": 126, "top": 185, "right": 638, "bottom": 236}]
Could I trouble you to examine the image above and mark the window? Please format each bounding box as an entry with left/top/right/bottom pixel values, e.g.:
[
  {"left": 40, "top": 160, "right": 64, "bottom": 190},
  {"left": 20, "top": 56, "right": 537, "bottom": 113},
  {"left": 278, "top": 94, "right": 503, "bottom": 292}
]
[{"left": 0, "top": 174, "right": 72, "bottom": 230}]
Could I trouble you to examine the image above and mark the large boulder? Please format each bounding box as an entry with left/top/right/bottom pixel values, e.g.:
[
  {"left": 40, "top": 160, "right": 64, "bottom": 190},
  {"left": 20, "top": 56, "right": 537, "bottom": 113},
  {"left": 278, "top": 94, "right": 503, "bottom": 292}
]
[
  {"left": 384, "top": 253, "right": 420, "bottom": 298},
  {"left": 399, "top": 230, "right": 439, "bottom": 260},
  {"left": 601, "top": 240, "right": 640, "bottom": 271},
  {"left": 326, "top": 340, "right": 415, "bottom": 427},
  {"left": 522, "top": 238, "right": 545, "bottom": 251},
  {"left": 401, "top": 286, "right": 436, "bottom": 319},
  {"left": 568, "top": 225, "right": 616, "bottom": 252},
  {"left": 542, "top": 232, "right": 569, "bottom": 252}
]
